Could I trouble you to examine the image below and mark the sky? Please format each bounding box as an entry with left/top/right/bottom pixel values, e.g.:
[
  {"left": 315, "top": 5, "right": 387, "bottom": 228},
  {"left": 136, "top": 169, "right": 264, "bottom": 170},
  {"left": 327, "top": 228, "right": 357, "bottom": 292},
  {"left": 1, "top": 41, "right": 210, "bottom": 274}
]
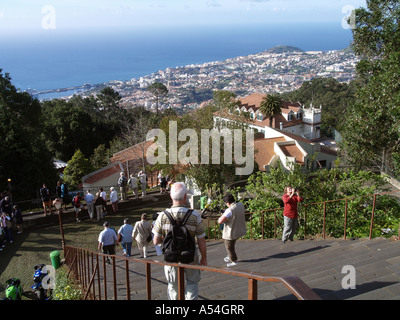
[{"left": 0, "top": 0, "right": 367, "bottom": 35}]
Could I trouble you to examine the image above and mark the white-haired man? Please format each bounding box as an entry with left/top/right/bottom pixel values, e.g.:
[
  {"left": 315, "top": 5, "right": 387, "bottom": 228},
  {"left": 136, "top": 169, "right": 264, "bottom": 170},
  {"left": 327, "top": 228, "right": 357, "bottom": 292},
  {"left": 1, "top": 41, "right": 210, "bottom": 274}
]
[{"left": 153, "top": 182, "right": 207, "bottom": 300}]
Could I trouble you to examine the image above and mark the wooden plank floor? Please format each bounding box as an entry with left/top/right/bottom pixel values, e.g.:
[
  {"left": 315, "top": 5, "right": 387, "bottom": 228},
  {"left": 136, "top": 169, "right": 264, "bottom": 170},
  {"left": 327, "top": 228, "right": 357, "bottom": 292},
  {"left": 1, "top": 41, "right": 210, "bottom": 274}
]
[{"left": 96, "top": 237, "right": 400, "bottom": 300}]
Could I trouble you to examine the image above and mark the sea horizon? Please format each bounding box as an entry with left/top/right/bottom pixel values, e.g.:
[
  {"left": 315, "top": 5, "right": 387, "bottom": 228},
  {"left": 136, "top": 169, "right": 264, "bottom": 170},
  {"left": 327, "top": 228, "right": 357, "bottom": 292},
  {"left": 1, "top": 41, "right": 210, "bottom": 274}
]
[{"left": 0, "top": 22, "right": 354, "bottom": 93}]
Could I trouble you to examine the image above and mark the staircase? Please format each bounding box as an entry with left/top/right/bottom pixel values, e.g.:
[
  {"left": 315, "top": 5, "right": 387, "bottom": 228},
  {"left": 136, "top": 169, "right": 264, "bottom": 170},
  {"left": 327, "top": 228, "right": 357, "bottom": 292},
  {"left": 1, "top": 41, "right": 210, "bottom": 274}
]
[{"left": 97, "top": 237, "right": 400, "bottom": 300}]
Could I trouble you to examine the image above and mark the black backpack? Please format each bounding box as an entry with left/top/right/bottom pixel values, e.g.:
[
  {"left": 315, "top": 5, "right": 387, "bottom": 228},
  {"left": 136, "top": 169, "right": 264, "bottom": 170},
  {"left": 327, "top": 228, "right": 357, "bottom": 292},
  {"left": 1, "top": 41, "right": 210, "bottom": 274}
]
[
  {"left": 40, "top": 187, "right": 50, "bottom": 202},
  {"left": 120, "top": 176, "right": 127, "bottom": 187},
  {"left": 162, "top": 209, "right": 196, "bottom": 264}
]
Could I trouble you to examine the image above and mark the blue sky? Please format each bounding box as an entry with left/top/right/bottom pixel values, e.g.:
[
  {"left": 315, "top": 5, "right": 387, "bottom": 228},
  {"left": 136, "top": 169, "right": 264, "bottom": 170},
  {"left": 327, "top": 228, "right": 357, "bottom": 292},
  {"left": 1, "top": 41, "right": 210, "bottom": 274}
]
[{"left": 0, "top": 0, "right": 367, "bottom": 34}]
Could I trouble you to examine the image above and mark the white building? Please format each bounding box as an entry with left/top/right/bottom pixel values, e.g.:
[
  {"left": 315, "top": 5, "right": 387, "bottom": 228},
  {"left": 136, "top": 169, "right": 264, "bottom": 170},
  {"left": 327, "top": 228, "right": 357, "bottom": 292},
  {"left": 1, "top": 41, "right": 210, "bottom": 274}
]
[
  {"left": 213, "top": 93, "right": 337, "bottom": 171},
  {"left": 214, "top": 92, "right": 322, "bottom": 141}
]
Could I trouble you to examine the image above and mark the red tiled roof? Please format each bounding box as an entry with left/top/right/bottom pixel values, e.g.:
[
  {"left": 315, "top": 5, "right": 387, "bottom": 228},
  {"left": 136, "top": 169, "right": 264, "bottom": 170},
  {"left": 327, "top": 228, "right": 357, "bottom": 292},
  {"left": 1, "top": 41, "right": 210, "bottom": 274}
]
[
  {"left": 111, "top": 140, "right": 156, "bottom": 164},
  {"left": 219, "top": 93, "right": 303, "bottom": 129},
  {"left": 254, "top": 137, "right": 286, "bottom": 170},
  {"left": 278, "top": 143, "right": 305, "bottom": 164},
  {"left": 83, "top": 163, "right": 122, "bottom": 184},
  {"left": 239, "top": 93, "right": 265, "bottom": 110},
  {"left": 254, "top": 137, "right": 306, "bottom": 170},
  {"left": 239, "top": 93, "right": 302, "bottom": 113}
]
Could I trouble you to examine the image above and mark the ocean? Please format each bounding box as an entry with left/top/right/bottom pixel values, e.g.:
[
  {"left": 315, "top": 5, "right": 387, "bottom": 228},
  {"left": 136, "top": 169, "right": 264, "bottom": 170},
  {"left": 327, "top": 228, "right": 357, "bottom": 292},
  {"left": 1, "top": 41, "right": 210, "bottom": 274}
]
[{"left": 0, "top": 22, "right": 354, "bottom": 94}]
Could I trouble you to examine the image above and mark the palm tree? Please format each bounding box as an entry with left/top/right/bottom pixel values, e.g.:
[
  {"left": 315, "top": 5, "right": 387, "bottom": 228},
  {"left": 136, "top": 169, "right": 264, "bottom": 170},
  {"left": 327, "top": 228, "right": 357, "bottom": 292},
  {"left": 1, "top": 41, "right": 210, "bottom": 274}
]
[{"left": 259, "top": 94, "right": 282, "bottom": 127}]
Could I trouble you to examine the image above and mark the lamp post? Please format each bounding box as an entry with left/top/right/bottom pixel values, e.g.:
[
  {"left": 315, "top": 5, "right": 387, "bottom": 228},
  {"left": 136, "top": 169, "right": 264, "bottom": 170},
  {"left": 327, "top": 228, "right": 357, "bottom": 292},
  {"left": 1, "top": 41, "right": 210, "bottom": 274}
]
[
  {"left": 53, "top": 198, "right": 65, "bottom": 249},
  {"left": 7, "top": 178, "right": 12, "bottom": 203}
]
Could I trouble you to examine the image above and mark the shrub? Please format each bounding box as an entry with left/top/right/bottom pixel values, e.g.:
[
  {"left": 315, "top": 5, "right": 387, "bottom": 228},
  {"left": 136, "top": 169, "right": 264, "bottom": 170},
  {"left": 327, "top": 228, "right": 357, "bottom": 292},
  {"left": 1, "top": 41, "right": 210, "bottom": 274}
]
[
  {"left": 52, "top": 266, "right": 82, "bottom": 300},
  {"left": 244, "top": 163, "right": 400, "bottom": 239}
]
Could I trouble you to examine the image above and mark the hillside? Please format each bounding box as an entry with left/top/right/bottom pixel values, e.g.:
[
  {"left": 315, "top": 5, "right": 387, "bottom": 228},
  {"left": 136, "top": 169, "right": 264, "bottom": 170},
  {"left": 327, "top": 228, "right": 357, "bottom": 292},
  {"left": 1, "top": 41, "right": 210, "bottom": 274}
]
[
  {"left": 74, "top": 45, "right": 359, "bottom": 113},
  {"left": 266, "top": 45, "right": 304, "bottom": 54}
]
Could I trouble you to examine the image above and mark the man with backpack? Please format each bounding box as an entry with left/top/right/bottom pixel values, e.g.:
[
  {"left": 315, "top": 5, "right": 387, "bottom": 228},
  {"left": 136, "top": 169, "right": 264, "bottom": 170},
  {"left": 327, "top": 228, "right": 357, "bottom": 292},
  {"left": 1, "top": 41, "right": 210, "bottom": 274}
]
[
  {"left": 40, "top": 184, "right": 52, "bottom": 216},
  {"left": 152, "top": 182, "right": 207, "bottom": 300}
]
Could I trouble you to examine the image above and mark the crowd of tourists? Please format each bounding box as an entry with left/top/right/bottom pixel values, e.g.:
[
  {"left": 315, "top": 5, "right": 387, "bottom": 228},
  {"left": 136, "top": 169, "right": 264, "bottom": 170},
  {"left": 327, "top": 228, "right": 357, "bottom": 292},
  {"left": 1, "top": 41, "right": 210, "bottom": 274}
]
[
  {"left": 0, "top": 194, "right": 23, "bottom": 252},
  {"left": 2, "top": 167, "right": 303, "bottom": 301}
]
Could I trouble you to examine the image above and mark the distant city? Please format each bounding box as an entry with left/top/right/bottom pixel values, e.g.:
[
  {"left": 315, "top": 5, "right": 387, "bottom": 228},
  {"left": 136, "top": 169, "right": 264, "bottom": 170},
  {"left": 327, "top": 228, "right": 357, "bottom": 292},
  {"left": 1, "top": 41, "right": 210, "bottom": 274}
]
[{"left": 30, "top": 46, "right": 359, "bottom": 112}]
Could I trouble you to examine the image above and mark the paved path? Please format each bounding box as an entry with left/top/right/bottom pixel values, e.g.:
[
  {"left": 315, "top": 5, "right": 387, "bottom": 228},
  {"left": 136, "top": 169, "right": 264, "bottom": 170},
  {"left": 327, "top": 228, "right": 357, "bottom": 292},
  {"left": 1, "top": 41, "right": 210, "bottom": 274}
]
[
  {"left": 97, "top": 237, "right": 400, "bottom": 300},
  {"left": 21, "top": 188, "right": 400, "bottom": 300}
]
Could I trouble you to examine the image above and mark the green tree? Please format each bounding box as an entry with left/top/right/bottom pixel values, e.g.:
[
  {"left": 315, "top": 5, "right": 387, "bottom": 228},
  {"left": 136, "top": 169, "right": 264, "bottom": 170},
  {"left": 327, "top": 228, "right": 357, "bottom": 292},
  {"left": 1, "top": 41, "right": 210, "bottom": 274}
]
[
  {"left": 63, "top": 149, "right": 94, "bottom": 190},
  {"left": 341, "top": 0, "right": 400, "bottom": 174},
  {"left": 96, "top": 87, "right": 122, "bottom": 119},
  {"left": 351, "top": 0, "right": 400, "bottom": 60},
  {"left": 41, "top": 99, "right": 101, "bottom": 161},
  {"left": 0, "top": 70, "right": 57, "bottom": 200},
  {"left": 245, "top": 164, "right": 398, "bottom": 239},
  {"left": 213, "top": 90, "right": 239, "bottom": 111},
  {"left": 156, "top": 103, "right": 254, "bottom": 193},
  {"left": 259, "top": 94, "right": 282, "bottom": 127},
  {"left": 90, "top": 144, "right": 111, "bottom": 170},
  {"left": 280, "top": 78, "right": 356, "bottom": 137},
  {"left": 147, "top": 82, "right": 168, "bottom": 115}
]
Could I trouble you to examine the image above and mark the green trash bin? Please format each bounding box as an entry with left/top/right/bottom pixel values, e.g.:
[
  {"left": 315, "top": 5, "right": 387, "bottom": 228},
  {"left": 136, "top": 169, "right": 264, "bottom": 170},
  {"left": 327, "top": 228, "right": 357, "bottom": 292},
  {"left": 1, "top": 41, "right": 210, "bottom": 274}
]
[
  {"left": 200, "top": 196, "right": 207, "bottom": 210},
  {"left": 50, "top": 250, "right": 60, "bottom": 269}
]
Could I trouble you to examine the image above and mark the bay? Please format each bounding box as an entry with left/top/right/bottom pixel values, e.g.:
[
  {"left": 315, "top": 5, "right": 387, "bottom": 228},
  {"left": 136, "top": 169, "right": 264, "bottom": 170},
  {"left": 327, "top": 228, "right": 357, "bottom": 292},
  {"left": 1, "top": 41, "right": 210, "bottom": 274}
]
[{"left": 0, "top": 22, "right": 353, "bottom": 92}]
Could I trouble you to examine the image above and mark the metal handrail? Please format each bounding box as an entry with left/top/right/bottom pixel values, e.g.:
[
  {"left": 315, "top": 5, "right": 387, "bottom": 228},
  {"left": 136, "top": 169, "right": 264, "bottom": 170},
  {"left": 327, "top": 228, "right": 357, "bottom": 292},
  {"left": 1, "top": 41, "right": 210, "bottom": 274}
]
[
  {"left": 61, "top": 190, "right": 399, "bottom": 300},
  {"left": 205, "top": 189, "right": 400, "bottom": 240},
  {"left": 63, "top": 245, "right": 320, "bottom": 300}
]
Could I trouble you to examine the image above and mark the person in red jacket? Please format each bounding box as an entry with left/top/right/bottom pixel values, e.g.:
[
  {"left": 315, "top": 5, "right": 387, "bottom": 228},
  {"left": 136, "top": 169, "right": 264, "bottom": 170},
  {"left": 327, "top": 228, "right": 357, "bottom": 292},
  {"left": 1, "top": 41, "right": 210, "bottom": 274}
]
[{"left": 282, "top": 186, "right": 303, "bottom": 243}]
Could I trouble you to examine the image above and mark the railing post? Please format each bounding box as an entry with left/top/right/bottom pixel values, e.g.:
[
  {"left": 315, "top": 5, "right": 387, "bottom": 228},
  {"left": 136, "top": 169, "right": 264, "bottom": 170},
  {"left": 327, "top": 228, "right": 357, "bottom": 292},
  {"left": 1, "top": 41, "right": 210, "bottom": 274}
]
[
  {"left": 146, "top": 263, "right": 152, "bottom": 300},
  {"left": 323, "top": 202, "right": 326, "bottom": 239},
  {"left": 125, "top": 260, "right": 131, "bottom": 300},
  {"left": 304, "top": 205, "right": 307, "bottom": 240},
  {"left": 248, "top": 278, "right": 258, "bottom": 300},
  {"left": 97, "top": 255, "right": 101, "bottom": 300},
  {"left": 78, "top": 249, "right": 82, "bottom": 284},
  {"left": 84, "top": 250, "right": 88, "bottom": 288},
  {"left": 369, "top": 194, "right": 377, "bottom": 239},
  {"left": 177, "top": 266, "right": 185, "bottom": 300},
  {"left": 261, "top": 211, "right": 264, "bottom": 239},
  {"left": 112, "top": 256, "right": 117, "bottom": 300},
  {"left": 103, "top": 255, "right": 107, "bottom": 300},
  {"left": 344, "top": 199, "right": 348, "bottom": 240},
  {"left": 250, "top": 212, "right": 253, "bottom": 239}
]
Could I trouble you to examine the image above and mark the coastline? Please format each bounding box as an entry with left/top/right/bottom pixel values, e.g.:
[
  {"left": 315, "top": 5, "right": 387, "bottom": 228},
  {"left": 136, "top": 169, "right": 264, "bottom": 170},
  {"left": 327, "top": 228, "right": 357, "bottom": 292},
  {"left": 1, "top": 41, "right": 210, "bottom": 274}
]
[
  {"left": 29, "top": 45, "right": 357, "bottom": 104},
  {"left": 2, "top": 21, "right": 354, "bottom": 95}
]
